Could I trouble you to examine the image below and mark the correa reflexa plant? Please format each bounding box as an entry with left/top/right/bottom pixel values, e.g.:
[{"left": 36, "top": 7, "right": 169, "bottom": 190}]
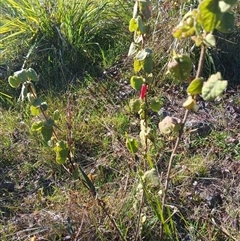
[
  {"left": 126, "top": 0, "right": 236, "bottom": 239},
  {"left": 8, "top": 67, "right": 96, "bottom": 192}
]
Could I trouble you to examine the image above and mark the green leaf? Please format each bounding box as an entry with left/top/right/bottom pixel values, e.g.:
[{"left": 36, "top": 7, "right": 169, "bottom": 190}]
[
  {"left": 40, "top": 102, "right": 48, "bottom": 111},
  {"left": 41, "top": 125, "right": 53, "bottom": 142},
  {"left": 134, "top": 59, "right": 142, "bottom": 72},
  {"left": 54, "top": 140, "right": 68, "bottom": 164},
  {"left": 137, "top": 15, "right": 147, "bottom": 34},
  {"left": 216, "top": 11, "right": 235, "bottom": 33},
  {"left": 150, "top": 99, "right": 162, "bottom": 112},
  {"left": 167, "top": 54, "right": 192, "bottom": 81},
  {"left": 130, "top": 76, "right": 144, "bottom": 91},
  {"left": 13, "top": 69, "right": 28, "bottom": 83},
  {"left": 53, "top": 109, "right": 60, "bottom": 121},
  {"left": 8, "top": 76, "right": 21, "bottom": 88},
  {"left": 129, "top": 98, "right": 141, "bottom": 113},
  {"left": 198, "top": 0, "right": 221, "bottom": 32},
  {"left": 128, "top": 42, "right": 139, "bottom": 56},
  {"left": 135, "top": 48, "right": 152, "bottom": 61},
  {"left": 219, "top": 0, "right": 237, "bottom": 12},
  {"left": 205, "top": 33, "right": 216, "bottom": 47},
  {"left": 129, "top": 18, "right": 138, "bottom": 32},
  {"left": 31, "top": 121, "right": 43, "bottom": 132},
  {"left": 202, "top": 72, "right": 228, "bottom": 101},
  {"left": 30, "top": 105, "right": 40, "bottom": 116},
  {"left": 44, "top": 118, "right": 55, "bottom": 128},
  {"left": 26, "top": 68, "right": 38, "bottom": 82},
  {"left": 126, "top": 134, "right": 138, "bottom": 154},
  {"left": 32, "top": 98, "right": 43, "bottom": 107},
  {"left": 142, "top": 56, "right": 153, "bottom": 74},
  {"left": 187, "top": 78, "right": 204, "bottom": 94},
  {"left": 183, "top": 96, "right": 198, "bottom": 111}
]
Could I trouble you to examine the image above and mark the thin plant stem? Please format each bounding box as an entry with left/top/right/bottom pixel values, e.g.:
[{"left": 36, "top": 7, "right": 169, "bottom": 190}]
[
  {"left": 160, "top": 44, "right": 206, "bottom": 239},
  {"left": 28, "top": 84, "right": 58, "bottom": 139},
  {"left": 144, "top": 92, "right": 148, "bottom": 171}
]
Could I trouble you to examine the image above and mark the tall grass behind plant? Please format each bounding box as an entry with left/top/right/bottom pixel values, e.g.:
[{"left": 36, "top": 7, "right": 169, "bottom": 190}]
[{"left": 0, "top": 0, "right": 131, "bottom": 91}]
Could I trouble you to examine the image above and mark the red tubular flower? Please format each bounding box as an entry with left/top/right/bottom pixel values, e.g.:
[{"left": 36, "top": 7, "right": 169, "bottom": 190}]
[{"left": 140, "top": 84, "right": 147, "bottom": 99}]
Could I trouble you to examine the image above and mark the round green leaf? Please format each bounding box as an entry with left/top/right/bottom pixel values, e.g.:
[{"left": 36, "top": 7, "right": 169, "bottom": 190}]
[
  {"left": 216, "top": 12, "right": 235, "bottom": 33},
  {"left": 54, "top": 140, "right": 68, "bottom": 164},
  {"left": 183, "top": 96, "right": 198, "bottom": 111},
  {"left": 129, "top": 98, "right": 141, "bottom": 113},
  {"left": 167, "top": 54, "right": 192, "bottom": 81},
  {"left": 44, "top": 118, "right": 55, "bottom": 128},
  {"left": 129, "top": 18, "right": 138, "bottom": 32},
  {"left": 31, "top": 121, "right": 43, "bottom": 132},
  {"left": 137, "top": 15, "right": 147, "bottom": 34},
  {"left": 135, "top": 48, "right": 152, "bottom": 61},
  {"left": 32, "top": 98, "right": 43, "bottom": 107},
  {"left": 219, "top": 0, "right": 237, "bottom": 12},
  {"left": 27, "top": 68, "right": 38, "bottom": 82},
  {"left": 134, "top": 60, "right": 142, "bottom": 72},
  {"left": 30, "top": 105, "right": 40, "bottom": 116},
  {"left": 41, "top": 125, "right": 53, "bottom": 142},
  {"left": 8, "top": 76, "right": 21, "bottom": 88},
  {"left": 202, "top": 72, "right": 228, "bottom": 101},
  {"left": 130, "top": 76, "right": 144, "bottom": 91},
  {"left": 150, "top": 99, "right": 162, "bottom": 112},
  {"left": 142, "top": 56, "right": 153, "bottom": 74},
  {"left": 40, "top": 102, "right": 48, "bottom": 111},
  {"left": 13, "top": 69, "right": 28, "bottom": 83},
  {"left": 197, "top": 0, "right": 222, "bottom": 32},
  {"left": 187, "top": 78, "right": 204, "bottom": 94},
  {"left": 205, "top": 33, "right": 216, "bottom": 47}
]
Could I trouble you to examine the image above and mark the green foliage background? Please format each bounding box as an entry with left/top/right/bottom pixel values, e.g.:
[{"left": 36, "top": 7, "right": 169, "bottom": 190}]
[
  {"left": 0, "top": 0, "right": 240, "bottom": 240},
  {"left": 0, "top": 0, "right": 131, "bottom": 90}
]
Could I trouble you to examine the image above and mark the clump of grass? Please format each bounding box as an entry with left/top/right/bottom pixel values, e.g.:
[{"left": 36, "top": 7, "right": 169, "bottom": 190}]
[{"left": 0, "top": 0, "right": 131, "bottom": 91}]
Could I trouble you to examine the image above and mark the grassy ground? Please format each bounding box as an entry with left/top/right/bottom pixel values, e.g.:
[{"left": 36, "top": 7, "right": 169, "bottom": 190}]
[{"left": 1, "top": 0, "right": 240, "bottom": 240}]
